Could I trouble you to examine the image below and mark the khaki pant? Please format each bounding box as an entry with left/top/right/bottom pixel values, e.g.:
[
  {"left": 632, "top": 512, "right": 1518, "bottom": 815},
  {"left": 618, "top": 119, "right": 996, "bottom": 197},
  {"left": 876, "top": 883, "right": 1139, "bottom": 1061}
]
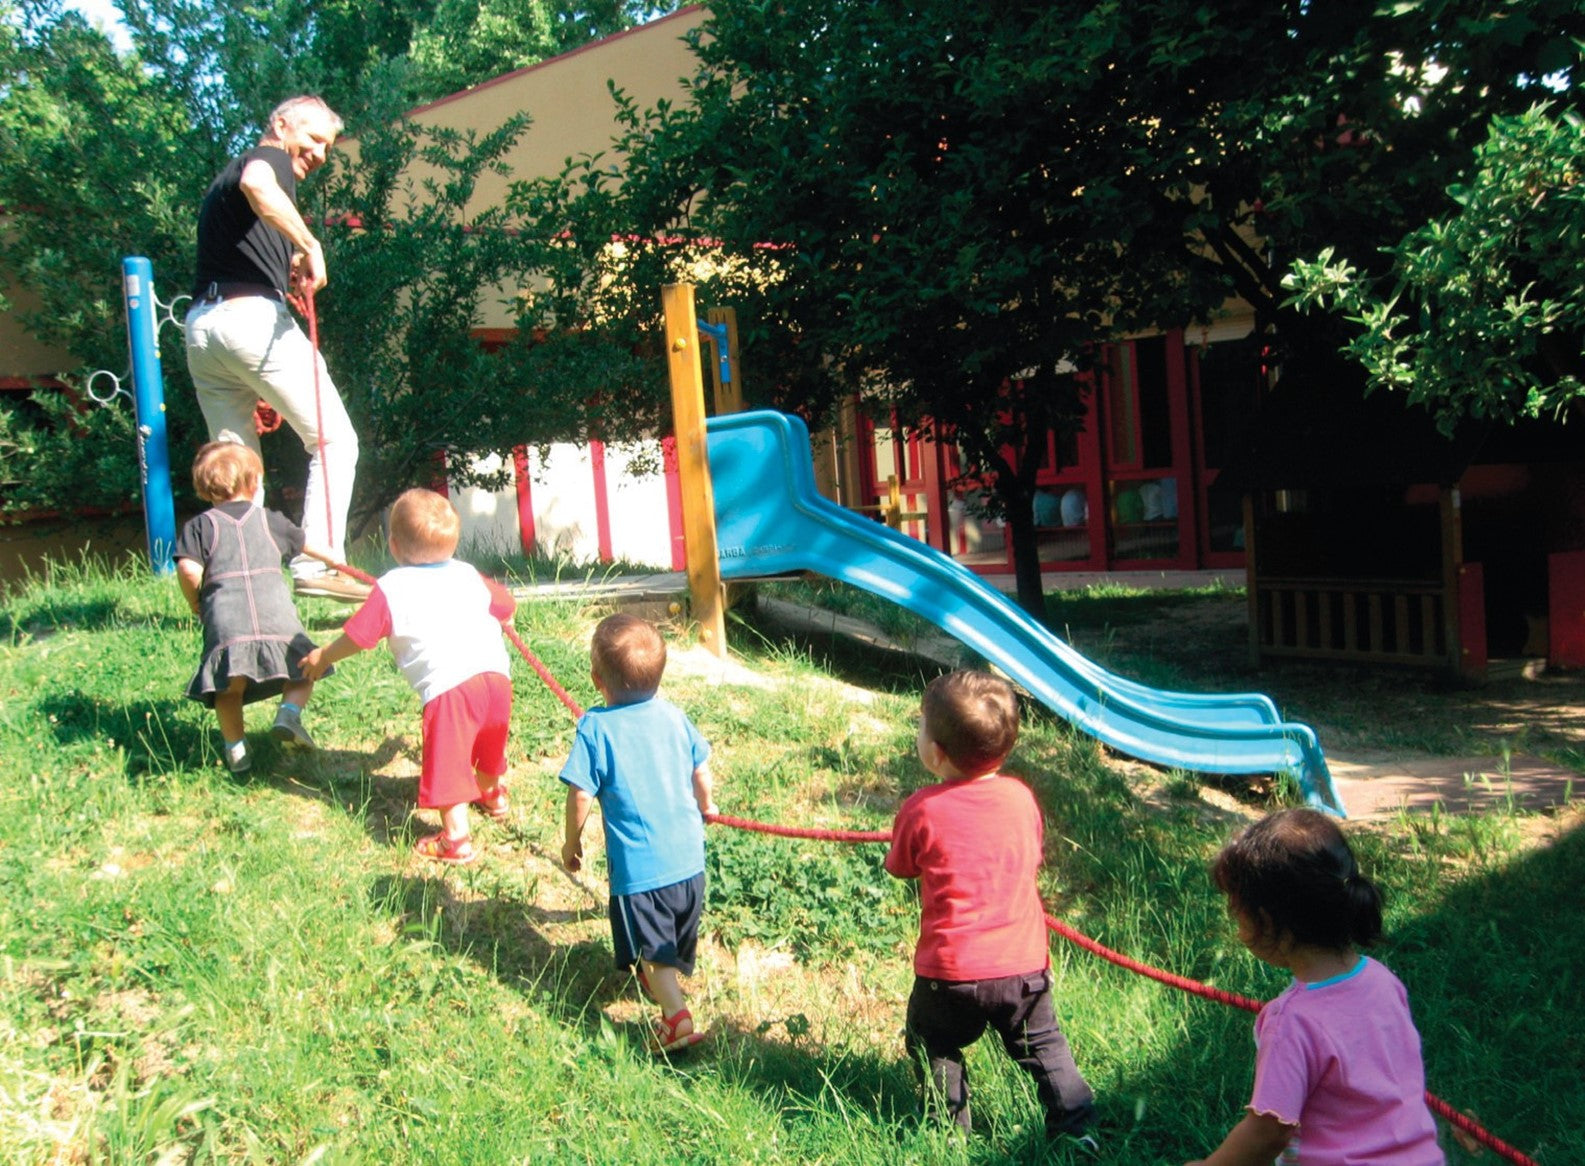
[{"left": 185, "top": 295, "right": 359, "bottom": 572}]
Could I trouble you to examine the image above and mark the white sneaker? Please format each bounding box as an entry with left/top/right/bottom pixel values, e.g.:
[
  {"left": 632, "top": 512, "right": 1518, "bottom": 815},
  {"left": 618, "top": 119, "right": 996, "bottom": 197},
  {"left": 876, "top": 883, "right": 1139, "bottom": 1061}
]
[
  {"left": 224, "top": 741, "right": 251, "bottom": 774},
  {"left": 271, "top": 706, "right": 317, "bottom": 749}
]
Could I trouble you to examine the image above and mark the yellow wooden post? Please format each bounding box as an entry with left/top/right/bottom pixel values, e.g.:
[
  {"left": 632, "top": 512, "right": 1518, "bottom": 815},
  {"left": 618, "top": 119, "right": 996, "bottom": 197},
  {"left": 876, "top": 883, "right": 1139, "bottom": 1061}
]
[
  {"left": 662, "top": 283, "right": 727, "bottom": 658},
  {"left": 704, "top": 306, "right": 743, "bottom": 415}
]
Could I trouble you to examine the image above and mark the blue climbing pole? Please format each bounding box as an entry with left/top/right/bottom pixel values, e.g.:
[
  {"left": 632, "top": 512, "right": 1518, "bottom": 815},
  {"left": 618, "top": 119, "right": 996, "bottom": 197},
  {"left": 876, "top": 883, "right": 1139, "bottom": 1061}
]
[{"left": 121, "top": 256, "right": 176, "bottom": 575}]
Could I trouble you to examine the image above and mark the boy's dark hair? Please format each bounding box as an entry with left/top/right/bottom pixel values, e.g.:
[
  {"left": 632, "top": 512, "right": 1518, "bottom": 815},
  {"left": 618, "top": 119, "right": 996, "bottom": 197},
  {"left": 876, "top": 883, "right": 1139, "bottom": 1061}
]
[
  {"left": 1212, "top": 808, "right": 1384, "bottom": 951},
  {"left": 921, "top": 669, "right": 1019, "bottom": 776},
  {"left": 591, "top": 613, "right": 666, "bottom": 702}
]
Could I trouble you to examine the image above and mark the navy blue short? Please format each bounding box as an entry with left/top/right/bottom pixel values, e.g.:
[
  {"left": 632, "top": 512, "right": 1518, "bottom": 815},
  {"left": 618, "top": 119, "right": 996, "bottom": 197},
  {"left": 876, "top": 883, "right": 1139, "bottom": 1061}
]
[{"left": 609, "top": 872, "right": 705, "bottom": 975}]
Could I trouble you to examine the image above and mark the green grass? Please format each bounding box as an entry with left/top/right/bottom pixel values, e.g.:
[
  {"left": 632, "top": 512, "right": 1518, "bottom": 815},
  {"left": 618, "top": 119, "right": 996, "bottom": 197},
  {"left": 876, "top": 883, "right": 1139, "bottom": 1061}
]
[{"left": 2, "top": 560, "right": 1581, "bottom": 1163}]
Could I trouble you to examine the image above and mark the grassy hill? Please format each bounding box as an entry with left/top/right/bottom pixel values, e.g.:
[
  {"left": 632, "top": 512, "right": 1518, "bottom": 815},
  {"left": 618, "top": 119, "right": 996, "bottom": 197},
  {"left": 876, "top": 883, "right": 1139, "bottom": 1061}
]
[{"left": 2, "top": 561, "right": 1579, "bottom": 1163}]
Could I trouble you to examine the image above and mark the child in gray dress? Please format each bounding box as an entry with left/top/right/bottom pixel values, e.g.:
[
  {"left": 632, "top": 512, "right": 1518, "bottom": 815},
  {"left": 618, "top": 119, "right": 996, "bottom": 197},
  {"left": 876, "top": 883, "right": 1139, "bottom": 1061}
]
[{"left": 175, "top": 440, "right": 334, "bottom": 773}]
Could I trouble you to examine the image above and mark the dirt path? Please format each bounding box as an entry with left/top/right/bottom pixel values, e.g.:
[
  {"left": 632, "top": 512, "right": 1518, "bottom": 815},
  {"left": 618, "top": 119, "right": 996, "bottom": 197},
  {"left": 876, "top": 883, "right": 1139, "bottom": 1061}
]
[
  {"left": 1064, "top": 595, "right": 1584, "bottom": 823},
  {"left": 753, "top": 592, "right": 1585, "bottom": 823}
]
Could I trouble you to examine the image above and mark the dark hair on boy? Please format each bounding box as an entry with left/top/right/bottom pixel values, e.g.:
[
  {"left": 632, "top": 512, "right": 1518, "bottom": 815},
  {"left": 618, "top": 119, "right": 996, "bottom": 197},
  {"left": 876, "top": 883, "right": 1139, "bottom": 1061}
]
[
  {"left": 1212, "top": 807, "right": 1384, "bottom": 952},
  {"left": 922, "top": 669, "right": 1020, "bottom": 776},
  {"left": 591, "top": 613, "right": 667, "bottom": 702},
  {"left": 192, "top": 439, "right": 263, "bottom": 504}
]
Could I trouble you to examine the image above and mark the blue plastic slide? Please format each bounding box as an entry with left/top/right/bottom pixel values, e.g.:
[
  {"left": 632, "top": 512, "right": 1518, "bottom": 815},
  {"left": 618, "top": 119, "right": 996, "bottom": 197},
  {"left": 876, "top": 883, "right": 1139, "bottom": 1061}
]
[{"left": 707, "top": 410, "right": 1345, "bottom": 815}]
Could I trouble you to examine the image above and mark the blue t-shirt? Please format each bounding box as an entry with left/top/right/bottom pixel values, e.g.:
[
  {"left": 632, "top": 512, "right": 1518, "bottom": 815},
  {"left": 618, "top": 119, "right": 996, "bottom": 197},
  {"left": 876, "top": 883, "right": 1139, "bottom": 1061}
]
[{"left": 559, "top": 696, "right": 711, "bottom": 895}]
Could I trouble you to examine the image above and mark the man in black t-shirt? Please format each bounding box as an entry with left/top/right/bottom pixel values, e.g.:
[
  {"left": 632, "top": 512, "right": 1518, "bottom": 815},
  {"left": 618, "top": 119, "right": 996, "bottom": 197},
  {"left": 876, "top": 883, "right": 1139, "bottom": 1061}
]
[{"left": 185, "top": 95, "right": 368, "bottom": 602}]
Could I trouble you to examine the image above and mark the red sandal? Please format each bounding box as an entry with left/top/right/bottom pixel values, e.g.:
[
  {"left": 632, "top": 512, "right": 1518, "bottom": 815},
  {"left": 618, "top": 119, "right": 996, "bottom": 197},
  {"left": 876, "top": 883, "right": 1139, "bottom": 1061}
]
[
  {"left": 474, "top": 785, "right": 510, "bottom": 821},
  {"left": 414, "top": 833, "right": 477, "bottom": 865},
  {"left": 649, "top": 1008, "right": 708, "bottom": 1054}
]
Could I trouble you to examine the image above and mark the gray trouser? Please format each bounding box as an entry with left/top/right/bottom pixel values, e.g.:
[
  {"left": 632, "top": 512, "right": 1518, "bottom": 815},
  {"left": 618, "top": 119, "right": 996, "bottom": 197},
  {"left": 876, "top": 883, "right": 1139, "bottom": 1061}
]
[{"left": 906, "top": 969, "right": 1095, "bottom": 1138}]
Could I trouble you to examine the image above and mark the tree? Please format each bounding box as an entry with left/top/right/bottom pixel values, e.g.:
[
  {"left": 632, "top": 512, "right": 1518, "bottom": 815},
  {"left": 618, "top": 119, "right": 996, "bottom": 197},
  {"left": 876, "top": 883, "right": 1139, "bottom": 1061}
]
[
  {"left": 0, "top": 2, "right": 202, "bottom": 515},
  {"left": 0, "top": 0, "right": 679, "bottom": 522},
  {"left": 411, "top": 0, "right": 672, "bottom": 99},
  {"left": 564, "top": 0, "right": 1582, "bottom": 616},
  {"left": 1286, "top": 105, "right": 1584, "bottom": 429}
]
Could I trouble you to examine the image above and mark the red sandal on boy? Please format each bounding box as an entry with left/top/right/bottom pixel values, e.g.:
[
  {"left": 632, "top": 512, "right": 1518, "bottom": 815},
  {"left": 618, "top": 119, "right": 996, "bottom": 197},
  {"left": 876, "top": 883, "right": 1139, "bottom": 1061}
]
[
  {"left": 414, "top": 832, "right": 477, "bottom": 866},
  {"left": 473, "top": 785, "right": 510, "bottom": 821},
  {"left": 650, "top": 1008, "right": 708, "bottom": 1054}
]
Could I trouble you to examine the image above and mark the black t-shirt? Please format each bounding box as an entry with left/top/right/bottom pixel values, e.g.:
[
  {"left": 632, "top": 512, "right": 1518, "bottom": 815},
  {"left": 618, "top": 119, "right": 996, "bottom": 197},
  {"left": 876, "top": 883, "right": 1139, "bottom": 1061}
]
[
  {"left": 191, "top": 146, "right": 297, "bottom": 298},
  {"left": 174, "top": 501, "right": 306, "bottom": 568}
]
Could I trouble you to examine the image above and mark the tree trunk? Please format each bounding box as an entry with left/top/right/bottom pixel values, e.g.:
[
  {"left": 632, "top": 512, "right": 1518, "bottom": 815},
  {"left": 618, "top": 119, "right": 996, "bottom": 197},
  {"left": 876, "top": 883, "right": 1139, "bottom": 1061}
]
[{"left": 1001, "top": 484, "right": 1048, "bottom": 622}]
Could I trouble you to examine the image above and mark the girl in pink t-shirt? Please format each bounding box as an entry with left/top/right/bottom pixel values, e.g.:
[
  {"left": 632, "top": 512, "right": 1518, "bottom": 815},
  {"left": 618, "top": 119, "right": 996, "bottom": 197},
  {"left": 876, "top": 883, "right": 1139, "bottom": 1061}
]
[{"left": 1187, "top": 809, "right": 1444, "bottom": 1166}]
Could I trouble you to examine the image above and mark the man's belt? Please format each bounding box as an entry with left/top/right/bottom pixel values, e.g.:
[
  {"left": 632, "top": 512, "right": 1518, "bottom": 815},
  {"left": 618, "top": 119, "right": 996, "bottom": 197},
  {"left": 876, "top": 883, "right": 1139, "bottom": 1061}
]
[{"left": 201, "top": 281, "right": 284, "bottom": 303}]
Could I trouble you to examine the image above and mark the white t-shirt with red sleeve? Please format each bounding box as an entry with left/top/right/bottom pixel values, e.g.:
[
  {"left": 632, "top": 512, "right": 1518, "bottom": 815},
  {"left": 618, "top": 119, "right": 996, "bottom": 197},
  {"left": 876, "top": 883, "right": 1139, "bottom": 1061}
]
[
  {"left": 884, "top": 773, "right": 1051, "bottom": 981},
  {"left": 1251, "top": 956, "right": 1444, "bottom": 1165},
  {"left": 342, "top": 560, "right": 514, "bottom": 705}
]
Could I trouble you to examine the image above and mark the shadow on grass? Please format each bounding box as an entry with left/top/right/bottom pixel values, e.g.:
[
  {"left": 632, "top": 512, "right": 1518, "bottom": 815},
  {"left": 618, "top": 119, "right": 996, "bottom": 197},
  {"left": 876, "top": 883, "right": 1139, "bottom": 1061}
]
[
  {"left": 1385, "top": 816, "right": 1585, "bottom": 1163},
  {"left": 732, "top": 602, "right": 952, "bottom": 695},
  {"left": 39, "top": 691, "right": 214, "bottom": 775},
  {"left": 358, "top": 862, "right": 947, "bottom": 1150},
  {"left": 7, "top": 596, "right": 193, "bottom": 640},
  {"left": 34, "top": 690, "right": 414, "bottom": 804}
]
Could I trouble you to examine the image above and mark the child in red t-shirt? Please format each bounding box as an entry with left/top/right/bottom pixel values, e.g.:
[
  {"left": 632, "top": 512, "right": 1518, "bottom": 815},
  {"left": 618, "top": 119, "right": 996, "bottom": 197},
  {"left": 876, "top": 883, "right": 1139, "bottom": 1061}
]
[{"left": 885, "top": 669, "right": 1096, "bottom": 1149}]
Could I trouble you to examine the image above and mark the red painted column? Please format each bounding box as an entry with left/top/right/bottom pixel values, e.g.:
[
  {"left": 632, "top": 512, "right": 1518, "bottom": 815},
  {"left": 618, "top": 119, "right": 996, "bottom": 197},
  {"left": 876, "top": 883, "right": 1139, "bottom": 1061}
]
[
  {"left": 512, "top": 445, "right": 535, "bottom": 557},
  {"left": 1549, "top": 550, "right": 1585, "bottom": 667},
  {"left": 1164, "top": 329, "right": 1195, "bottom": 569},
  {"left": 590, "top": 440, "right": 613, "bottom": 563},
  {"left": 663, "top": 435, "right": 687, "bottom": 570}
]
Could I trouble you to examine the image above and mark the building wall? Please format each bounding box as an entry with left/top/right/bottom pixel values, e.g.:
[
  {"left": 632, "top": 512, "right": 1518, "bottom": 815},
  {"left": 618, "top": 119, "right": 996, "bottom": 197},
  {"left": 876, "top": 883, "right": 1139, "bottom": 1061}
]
[{"left": 0, "top": 236, "right": 79, "bottom": 379}]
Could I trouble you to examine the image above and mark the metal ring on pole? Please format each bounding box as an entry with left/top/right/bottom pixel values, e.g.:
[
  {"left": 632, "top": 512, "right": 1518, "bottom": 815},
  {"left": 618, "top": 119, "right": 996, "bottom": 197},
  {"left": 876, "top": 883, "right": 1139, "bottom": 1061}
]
[{"left": 84, "top": 368, "right": 131, "bottom": 407}]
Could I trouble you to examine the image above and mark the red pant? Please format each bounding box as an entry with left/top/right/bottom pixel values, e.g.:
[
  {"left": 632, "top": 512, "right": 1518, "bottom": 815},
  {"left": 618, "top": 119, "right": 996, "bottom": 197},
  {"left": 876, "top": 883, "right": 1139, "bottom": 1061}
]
[{"left": 418, "top": 672, "right": 511, "bottom": 808}]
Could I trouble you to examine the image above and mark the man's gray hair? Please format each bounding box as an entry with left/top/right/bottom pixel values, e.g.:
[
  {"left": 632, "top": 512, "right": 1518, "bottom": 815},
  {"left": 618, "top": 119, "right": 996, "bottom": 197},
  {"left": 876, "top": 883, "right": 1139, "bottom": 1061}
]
[{"left": 268, "top": 95, "right": 344, "bottom": 136}]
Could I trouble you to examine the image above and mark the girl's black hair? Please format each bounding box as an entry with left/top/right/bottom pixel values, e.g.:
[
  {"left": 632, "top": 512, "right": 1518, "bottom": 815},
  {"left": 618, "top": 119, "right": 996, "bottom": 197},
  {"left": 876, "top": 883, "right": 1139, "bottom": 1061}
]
[{"left": 1211, "top": 808, "right": 1384, "bottom": 951}]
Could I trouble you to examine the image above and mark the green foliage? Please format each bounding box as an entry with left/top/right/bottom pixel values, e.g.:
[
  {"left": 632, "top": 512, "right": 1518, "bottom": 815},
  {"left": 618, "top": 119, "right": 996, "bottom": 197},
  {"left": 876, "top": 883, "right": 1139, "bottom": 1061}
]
[
  {"left": 1285, "top": 106, "right": 1585, "bottom": 428},
  {"left": 707, "top": 829, "right": 913, "bottom": 960},
  {"left": 0, "top": 390, "right": 143, "bottom": 519},
  {"left": 566, "top": 0, "right": 1585, "bottom": 615}
]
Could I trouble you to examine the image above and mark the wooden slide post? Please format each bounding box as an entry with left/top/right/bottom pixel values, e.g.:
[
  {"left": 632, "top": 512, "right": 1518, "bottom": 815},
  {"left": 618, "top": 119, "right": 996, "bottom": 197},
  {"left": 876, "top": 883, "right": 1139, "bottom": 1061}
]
[{"left": 662, "top": 283, "right": 728, "bottom": 658}]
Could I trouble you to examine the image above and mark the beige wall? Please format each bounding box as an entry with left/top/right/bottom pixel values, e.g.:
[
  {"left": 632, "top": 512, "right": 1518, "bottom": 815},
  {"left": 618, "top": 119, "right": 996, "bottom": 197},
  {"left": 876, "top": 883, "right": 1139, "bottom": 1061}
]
[
  {"left": 1, "top": 225, "right": 80, "bottom": 377},
  {"left": 397, "top": 6, "right": 703, "bottom": 210},
  {"left": 339, "top": 5, "right": 706, "bottom": 330}
]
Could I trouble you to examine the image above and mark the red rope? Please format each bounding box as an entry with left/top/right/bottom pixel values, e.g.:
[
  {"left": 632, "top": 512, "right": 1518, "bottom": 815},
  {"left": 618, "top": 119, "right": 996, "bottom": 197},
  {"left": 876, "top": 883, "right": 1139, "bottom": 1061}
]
[
  {"left": 312, "top": 569, "right": 1540, "bottom": 1166},
  {"left": 299, "top": 284, "right": 334, "bottom": 550},
  {"left": 503, "top": 623, "right": 584, "bottom": 718},
  {"left": 704, "top": 812, "right": 891, "bottom": 844}
]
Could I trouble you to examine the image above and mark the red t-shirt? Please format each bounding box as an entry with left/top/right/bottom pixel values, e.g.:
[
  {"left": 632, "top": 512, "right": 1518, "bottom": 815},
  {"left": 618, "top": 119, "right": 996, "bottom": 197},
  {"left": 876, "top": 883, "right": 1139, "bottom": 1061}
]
[{"left": 884, "top": 774, "right": 1050, "bottom": 980}]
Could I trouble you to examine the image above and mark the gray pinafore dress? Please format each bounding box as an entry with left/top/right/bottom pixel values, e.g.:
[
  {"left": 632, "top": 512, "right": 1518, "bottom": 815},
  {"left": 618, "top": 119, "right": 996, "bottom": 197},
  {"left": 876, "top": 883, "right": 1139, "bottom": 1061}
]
[{"left": 185, "top": 506, "right": 321, "bottom": 708}]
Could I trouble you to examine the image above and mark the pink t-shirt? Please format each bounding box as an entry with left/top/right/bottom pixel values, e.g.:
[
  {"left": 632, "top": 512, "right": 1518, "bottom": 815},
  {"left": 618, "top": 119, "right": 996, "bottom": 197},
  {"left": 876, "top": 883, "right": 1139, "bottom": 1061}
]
[
  {"left": 1251, "top": 956, "right": 1444, "bottom": 1165},
  {"left": 884, "top": 774, "right": 1050, "bottom": 981}
]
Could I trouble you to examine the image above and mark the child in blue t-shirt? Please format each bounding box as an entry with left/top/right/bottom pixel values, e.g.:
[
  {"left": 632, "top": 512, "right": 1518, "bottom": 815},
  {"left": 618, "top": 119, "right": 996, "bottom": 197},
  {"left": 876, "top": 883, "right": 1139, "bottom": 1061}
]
[{"left": 559, "top": 613, "right": 716, "bottom": 1053}]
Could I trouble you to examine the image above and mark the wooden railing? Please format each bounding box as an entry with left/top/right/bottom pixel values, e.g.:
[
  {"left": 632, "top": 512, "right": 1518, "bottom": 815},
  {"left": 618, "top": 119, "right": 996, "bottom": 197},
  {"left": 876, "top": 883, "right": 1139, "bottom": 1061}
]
[{"left": 1253, "top": 577, "right": 1457, "bottom": 669}]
